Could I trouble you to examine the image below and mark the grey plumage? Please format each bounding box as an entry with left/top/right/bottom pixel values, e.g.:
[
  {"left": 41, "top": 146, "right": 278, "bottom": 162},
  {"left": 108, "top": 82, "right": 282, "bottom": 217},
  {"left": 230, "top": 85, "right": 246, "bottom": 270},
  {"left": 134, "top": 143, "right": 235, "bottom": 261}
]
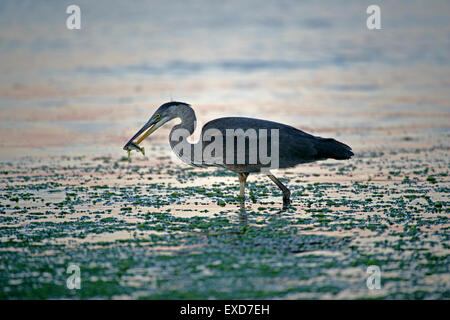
[{"left": 201, "top": 116, "right": 353, "bottom": 171}]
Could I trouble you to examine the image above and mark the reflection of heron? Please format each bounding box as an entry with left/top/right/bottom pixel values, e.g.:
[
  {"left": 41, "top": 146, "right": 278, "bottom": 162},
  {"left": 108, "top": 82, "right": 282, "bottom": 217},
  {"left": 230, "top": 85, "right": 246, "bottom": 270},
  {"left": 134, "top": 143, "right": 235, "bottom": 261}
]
[{"left": 124, "top": 102, "right": 353, "bottom": 206}]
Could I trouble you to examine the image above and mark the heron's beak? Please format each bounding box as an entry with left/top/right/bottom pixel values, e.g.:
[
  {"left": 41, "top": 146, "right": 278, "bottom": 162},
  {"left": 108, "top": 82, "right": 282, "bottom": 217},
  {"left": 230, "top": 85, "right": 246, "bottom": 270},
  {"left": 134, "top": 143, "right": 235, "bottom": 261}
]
[{"left": 123, "top": 116, "right": 171, "bottom": 149}]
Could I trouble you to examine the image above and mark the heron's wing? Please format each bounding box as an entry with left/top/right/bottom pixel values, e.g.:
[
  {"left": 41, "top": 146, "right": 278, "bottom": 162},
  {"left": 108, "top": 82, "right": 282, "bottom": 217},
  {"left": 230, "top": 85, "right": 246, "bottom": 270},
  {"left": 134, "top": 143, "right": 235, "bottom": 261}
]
[
  {"left": 201, "top": 117, "right": 352, "bottom": 169},
  {"left": 202, "top": 117, "right": 318, "bottom": 167},
  {"left": 278, "top": 128, "right": 320, "bottom": 166}
]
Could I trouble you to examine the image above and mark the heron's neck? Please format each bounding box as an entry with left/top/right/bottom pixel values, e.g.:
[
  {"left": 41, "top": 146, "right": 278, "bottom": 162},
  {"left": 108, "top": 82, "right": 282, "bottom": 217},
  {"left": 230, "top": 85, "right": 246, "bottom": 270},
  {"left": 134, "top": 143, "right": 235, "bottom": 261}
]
[{"left": 169, "top": 105, "right": 197, "bottom": 150}]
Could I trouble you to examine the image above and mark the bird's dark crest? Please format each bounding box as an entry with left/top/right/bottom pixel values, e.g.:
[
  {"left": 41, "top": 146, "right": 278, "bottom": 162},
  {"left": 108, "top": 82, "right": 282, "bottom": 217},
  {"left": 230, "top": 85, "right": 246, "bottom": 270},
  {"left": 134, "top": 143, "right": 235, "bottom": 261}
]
[{"left": 160, "top": 101, "right": 190, "bottom": 108}]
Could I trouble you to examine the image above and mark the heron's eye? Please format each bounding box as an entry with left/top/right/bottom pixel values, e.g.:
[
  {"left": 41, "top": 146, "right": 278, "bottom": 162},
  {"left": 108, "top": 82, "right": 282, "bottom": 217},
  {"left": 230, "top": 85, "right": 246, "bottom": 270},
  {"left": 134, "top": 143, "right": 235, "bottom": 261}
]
[{"left": 155, "top": 114, "right": 161, "bottom": 119}]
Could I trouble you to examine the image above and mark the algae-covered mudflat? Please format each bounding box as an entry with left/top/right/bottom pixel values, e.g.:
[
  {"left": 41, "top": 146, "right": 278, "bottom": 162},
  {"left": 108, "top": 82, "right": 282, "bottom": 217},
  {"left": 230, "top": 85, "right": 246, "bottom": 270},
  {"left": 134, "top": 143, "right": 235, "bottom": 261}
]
[{"left": 0, "top": 144, "right": 448, "bottom": 299}]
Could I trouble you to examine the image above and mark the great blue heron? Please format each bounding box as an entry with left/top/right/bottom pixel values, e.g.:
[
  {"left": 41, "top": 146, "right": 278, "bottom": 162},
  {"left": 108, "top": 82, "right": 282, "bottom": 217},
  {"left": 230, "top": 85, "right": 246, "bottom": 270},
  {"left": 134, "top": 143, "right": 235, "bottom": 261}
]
[{"left": 124, "top": 101, "right": 353, "bottom": 206}]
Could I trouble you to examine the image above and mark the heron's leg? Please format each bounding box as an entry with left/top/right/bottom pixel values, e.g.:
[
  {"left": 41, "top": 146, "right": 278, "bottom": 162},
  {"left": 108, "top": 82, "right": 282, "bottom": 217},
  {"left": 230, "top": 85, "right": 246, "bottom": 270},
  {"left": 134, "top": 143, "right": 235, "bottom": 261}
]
[
  {"left": 267, "top": 174, "right": 291, "bottom": 206},
  {"left": 238, "top": 172, "right": 249, "bottom": 200}
]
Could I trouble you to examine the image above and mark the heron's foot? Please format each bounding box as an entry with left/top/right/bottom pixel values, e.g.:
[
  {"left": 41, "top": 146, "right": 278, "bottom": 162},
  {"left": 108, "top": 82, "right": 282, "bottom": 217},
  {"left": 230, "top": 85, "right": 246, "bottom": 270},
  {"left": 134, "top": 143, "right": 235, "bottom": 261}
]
[
  {"left": 267, "top": 173, "right": 291, "bottom": 208},
  {"left": 282, "top": 190, "right": 291, "bottom": 207}
]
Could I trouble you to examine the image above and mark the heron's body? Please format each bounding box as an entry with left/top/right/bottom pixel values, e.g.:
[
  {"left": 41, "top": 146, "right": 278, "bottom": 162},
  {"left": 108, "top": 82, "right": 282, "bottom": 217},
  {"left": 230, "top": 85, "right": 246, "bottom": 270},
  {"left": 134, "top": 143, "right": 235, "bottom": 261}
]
[
  {"left": 201, "top": 117, "right": 353, "bottom": 172},
  {"left": 124, "top": 102, "right": 354, "bottom": 206}
]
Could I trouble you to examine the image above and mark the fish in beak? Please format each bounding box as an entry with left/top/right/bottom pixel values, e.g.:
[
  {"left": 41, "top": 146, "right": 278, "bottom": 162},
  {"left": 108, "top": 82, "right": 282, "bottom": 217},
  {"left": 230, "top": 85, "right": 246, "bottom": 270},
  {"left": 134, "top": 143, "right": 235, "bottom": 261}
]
[
  {"left": 122, "top": 114, "right": 171, "bottom": 159},
  {"left": 124, "top": 142, "right": 145, "bottom": 160}
]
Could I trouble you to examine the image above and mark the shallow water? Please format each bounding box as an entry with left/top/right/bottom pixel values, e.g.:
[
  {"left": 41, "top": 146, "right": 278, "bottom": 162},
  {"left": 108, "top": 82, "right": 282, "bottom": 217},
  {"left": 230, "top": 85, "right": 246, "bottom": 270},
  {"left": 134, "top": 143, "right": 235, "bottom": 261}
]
[
  {"left": 0, "top": 0, "right": 449, "bottom": 299},
  {"left": 1, "top": 147, "right": 448, "bottom": 299}
]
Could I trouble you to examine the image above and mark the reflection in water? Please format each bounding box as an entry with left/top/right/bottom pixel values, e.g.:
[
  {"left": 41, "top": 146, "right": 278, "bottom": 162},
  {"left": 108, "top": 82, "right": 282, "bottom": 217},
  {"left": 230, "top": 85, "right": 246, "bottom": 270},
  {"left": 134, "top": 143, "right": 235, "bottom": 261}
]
[
  {"left": 236, "top": 197, "right": 290, "bottom": 232},
  {"left": 238, "top": 200, "right": 248, "bottom": 227}
]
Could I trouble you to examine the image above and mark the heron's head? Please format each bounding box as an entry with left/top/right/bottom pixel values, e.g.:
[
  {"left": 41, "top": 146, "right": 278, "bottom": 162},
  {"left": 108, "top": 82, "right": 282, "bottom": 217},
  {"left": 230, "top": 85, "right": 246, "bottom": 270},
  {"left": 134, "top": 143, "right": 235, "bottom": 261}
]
[{"left": 123, "top": 101, "right": 190, "bottom": 148}]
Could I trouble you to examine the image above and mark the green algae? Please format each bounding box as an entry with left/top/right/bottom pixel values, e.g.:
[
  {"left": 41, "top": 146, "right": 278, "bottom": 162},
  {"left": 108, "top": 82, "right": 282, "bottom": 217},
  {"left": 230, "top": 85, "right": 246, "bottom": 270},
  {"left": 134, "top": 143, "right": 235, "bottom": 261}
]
[{"left": 0, "top": 147, "right": 449, "bottom": 299}]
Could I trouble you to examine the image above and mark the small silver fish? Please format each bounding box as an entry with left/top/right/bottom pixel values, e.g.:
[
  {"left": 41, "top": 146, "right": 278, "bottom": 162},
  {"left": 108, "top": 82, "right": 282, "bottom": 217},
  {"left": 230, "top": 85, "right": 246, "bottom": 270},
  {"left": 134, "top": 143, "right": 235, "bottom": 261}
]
[{"left": 123, "top": 142, "right": 145, "bottom": 160}]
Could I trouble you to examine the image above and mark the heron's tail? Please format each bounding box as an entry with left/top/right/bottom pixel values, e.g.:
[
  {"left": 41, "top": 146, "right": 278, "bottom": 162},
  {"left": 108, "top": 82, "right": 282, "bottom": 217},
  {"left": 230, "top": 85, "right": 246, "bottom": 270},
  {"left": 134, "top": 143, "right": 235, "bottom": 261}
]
[{"left": 315, "top": 138, "right": 354, "bottom": 160}]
